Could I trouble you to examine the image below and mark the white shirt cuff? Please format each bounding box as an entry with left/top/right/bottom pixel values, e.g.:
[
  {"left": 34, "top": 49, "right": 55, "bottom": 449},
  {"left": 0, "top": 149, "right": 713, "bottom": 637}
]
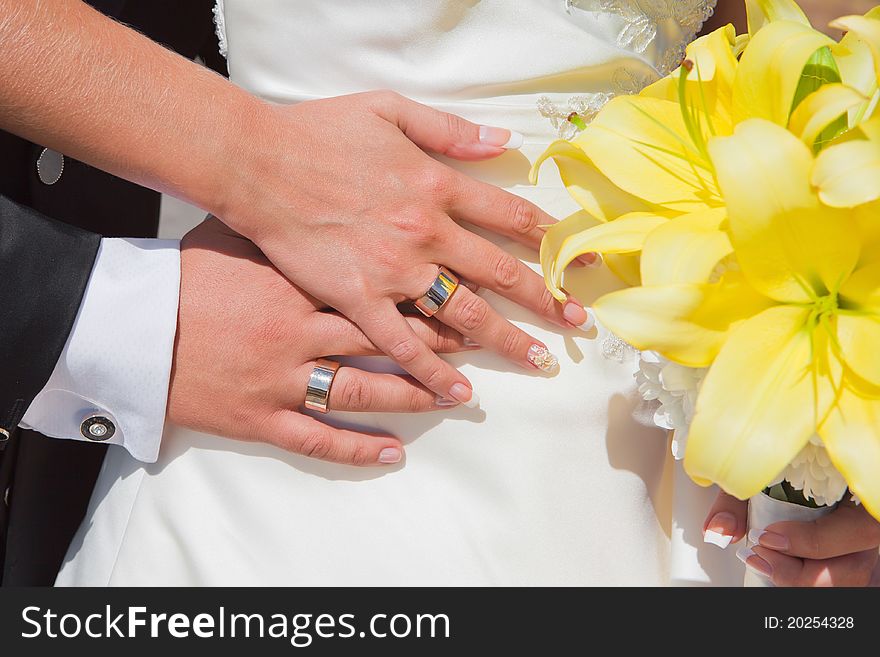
[{"left": 20, "top": 238, "right": 181, "bottom": 463}]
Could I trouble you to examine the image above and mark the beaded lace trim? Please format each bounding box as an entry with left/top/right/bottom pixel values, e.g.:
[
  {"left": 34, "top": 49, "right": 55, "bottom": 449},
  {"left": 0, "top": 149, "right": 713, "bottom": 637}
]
[
  {"left": 542, "top": 0, "right": 718, "bottom": 138},
  {"left": 213, "top": 0, "right": 228, "bottom": 58}
]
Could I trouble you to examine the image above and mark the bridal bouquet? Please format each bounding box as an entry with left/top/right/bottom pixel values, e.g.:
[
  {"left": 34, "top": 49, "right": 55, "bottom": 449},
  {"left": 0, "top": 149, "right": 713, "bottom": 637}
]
[{"left": 533, "top": 0, "right": 880, "bottom": 554}]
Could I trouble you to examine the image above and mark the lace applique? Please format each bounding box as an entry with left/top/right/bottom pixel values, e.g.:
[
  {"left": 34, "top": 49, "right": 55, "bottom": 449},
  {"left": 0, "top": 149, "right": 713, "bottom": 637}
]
[
  {"left": 213, "top": 0, "right": 228, "bottom": 59},
  {"left": 545, "top": 0, "right": 717, "bottom": 137}
]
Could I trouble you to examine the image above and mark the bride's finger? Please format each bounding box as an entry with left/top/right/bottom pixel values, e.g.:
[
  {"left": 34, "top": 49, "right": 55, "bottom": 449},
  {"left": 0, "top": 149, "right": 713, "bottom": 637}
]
[
  {"left": 435, "top": 285, "right": 559, "bottom": 373},
  {"left": 440, "top": 226, "right": 594, "bottom": 331},
  {"left": 327, "top": 367, "right": 455, "bottom": 413},
  {"left": 309, "top": 312, "right": 480, "bottom": 356},
  {"left": 263, "top": 410, "right": 403, "bottom": 467}
]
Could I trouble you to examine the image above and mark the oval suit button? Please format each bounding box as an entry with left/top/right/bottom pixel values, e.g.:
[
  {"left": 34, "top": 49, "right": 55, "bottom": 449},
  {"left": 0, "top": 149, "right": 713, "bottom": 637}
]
[{"left": 80, "top": 415, "right": 116, "bottom": 442}]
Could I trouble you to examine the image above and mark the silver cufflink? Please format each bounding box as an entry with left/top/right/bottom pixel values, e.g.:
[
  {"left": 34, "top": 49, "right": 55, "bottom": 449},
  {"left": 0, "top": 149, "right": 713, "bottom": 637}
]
[
  {"left": 37, "top": 147, "right": 65, "bottom": 185},
  {"left": 80, "top": 415, "right": 116, "bottom": 442}
]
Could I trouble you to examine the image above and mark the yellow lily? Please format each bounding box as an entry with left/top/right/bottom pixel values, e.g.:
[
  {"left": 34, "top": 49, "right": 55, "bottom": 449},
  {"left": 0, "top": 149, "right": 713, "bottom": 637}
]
[
  {"left": 593, "top": 119, "right": 880, "bottom": 519},
  {"left": 533, "top": 1, "right": 850, "bottom": 301}
]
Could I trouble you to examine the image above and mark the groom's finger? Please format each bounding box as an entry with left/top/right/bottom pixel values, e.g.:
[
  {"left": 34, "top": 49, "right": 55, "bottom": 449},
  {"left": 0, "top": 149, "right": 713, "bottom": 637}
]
[
  {"left": 264, "top": 410, "right": 403, "bottom": 467},
  {"left": 327, "top": 368, "right": 453, "bottom": 413}
]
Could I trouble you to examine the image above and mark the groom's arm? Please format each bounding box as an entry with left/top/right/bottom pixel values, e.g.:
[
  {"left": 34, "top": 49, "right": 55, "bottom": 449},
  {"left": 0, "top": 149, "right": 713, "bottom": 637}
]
[
  {"left": 1, "top": 196, "right": 179, "bottom": 462},
  {"left": 0, "top": 196, "right": 99, "bottom": 439}
]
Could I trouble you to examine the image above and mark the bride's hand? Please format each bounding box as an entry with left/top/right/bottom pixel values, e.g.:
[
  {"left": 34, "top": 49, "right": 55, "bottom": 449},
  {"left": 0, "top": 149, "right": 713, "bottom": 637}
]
[
  {"left": 704, "top": 492, "right": 880, "bottom": 586},
  {"left": 166, "top": 218, "right": 481, "bottom": 466},
  {"left": 212, "top": 91, "right": 595, "bottom": 405}
]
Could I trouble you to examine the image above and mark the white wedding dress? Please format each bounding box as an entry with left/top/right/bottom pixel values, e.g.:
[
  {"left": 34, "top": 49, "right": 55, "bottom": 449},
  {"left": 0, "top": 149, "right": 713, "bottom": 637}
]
[{"left": 58, "top": 0, "right": 741, "bottom": 586}]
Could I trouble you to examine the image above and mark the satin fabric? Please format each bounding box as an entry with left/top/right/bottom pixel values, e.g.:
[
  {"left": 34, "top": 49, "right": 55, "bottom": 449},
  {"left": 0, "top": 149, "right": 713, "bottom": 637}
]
[{"left": 59, "top": 0, "right": 741, "bottom": 586}]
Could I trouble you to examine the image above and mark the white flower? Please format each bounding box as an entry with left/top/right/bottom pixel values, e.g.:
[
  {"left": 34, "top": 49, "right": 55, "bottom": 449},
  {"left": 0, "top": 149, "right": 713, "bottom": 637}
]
[
  {"left": 635, "top": 351, "right": 707, "bottom": 459},
  {"left": 770, "top": 436, "right": 851, "bottom": 507}
]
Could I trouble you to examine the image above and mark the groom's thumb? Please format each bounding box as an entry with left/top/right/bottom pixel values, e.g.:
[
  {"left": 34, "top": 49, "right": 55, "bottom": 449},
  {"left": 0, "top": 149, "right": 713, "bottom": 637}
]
[{"left": 371, "top": 90, "right": 523, "bottom": 161}]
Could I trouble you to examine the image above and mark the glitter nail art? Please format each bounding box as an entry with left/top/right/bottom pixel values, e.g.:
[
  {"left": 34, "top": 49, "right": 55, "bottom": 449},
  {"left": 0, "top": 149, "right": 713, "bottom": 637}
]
[{"left": 527, "top": 344, "right": 559, "bottom": 372}]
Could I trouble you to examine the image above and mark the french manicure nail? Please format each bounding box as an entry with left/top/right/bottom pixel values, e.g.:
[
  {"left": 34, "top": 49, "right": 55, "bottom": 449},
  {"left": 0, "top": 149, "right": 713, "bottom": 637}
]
[
  {"left": 703, "top": 529, "right": 733, "bottom": 550},
  {"left": 736, "top": 546, "right": 773, "bottom": 577},
  {"left": 479, "top": 125, "right": 524, "bottom": 150},
  {"left": 449, "top": 383, "right": 480, "bottom": 409},
  {"left": 748, "top": 528, "right": 790, "bottom": 551},
  {"left": 563, "top": 304, "right": 596, "bottom": 332},
  {"left": 378, "top": 448, "right": 402, "bottom": 464},
  {"left": 527, "top": 344, "right": 559, "bottom": 373},
  {"left": 435, "top": 396, "right": 460, "bottom": 408}
]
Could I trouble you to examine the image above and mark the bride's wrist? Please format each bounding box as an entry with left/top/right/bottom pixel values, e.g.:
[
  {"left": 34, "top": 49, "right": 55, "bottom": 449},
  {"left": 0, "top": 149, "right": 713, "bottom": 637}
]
[{"left": 203, "top": 96, "right": 292, "bottom": 243}]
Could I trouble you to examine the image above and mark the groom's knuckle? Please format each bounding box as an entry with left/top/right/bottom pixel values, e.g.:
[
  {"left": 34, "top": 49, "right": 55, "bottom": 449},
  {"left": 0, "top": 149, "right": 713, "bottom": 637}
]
[
  {"left": 299, "top": 428, "right": 334, "bottom": 460},
  {"left": 492, "top": 252, "right": 521, "bottom": 290},
  {"left": 340, "top": 376, "right": 372, "bottom": 411},
  {"left": 348, "top": 440, "right": 370, "bottom": 467},
  {"left": 456, "top": 295, "right": 489, "bottom": 331}
]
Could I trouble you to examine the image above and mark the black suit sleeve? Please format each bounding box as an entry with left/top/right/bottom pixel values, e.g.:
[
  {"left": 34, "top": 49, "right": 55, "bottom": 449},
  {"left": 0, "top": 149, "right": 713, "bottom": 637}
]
[{"left": 0, "top": 195, "right": 100, "bottom": 435}]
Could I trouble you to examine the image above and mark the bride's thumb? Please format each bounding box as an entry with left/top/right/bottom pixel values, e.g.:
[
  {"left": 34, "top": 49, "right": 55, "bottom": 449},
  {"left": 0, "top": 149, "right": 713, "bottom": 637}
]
[{"left": 374, "top": 91, "right": 523, "bottom": 161}]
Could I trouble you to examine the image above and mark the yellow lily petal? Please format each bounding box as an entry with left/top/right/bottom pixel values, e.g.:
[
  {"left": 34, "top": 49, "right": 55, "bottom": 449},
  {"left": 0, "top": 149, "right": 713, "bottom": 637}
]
[
  {"left": 820, "top": 389, "right": 880, "bottom": 521},
  {"left": 839, "top": 261, "right": 880, "bottom": 311},
  {"left": 544, "top": 213, "right": 669, "bottom": 300},
  {"left": 685, "top": 306, "right": 832, "bottom": 500},
  {"left": 813, "top": 116, "right": 880, "bottom": 208},
  {"left": 732, "top": 21, "right": 834, "bottom": 126},
  {"left": 788, "top": 84, "right": 867, "bottom": 149},
  {"left": 604, "top": 254, "right": 642, "bottom": 287},
  {"left": 530, "top": 140, "right": 655, "bottom": 221},
  {"left": 831, "top": 15, "right": 880, "bottom": 82},
  {"left": 745, "top": 0, "right": 810, "bottom": 37},
  {"left": 640, "top": 208, "right": 732, "bottom": 286},
  {"left": 573, "top": 96, "right": 721, "bottom": 212},
  {"left": 854, "top": 201, "right": 880, "bottom": 267},
  {"left": 540, "top": 211, "right": 599, "bottom": 301},
  {"left": 709, "top": 119, "right": 859, "bottom": 303},
  {"left": 640, "top": 25, "right": 738, "bottom": 135},
  {"left": 836, "top": 314, "right": 880, "bottom": 389},
  {"left": 831, "top": 8, "right": 880, "bottom": 125},
  {"left": 593, "top": 273, "right": 774, "bottom": 367}
]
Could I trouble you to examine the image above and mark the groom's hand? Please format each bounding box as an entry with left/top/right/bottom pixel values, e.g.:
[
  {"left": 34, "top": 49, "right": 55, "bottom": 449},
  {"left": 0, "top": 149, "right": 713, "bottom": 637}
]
[
  {"left": 166, "top": 218, "right": 480, "bottom": 466},
  {"left": 213, "top": 91, "right": 595, "bottom": 404}
]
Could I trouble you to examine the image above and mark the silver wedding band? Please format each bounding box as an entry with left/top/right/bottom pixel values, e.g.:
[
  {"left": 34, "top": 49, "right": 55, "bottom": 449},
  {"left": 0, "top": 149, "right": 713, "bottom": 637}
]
[
  {"left": 304, "top": 358, "right": 341, "bottom": 414},
  {"left": 414, "top": 266, "right": 460, "bottom": 317}
]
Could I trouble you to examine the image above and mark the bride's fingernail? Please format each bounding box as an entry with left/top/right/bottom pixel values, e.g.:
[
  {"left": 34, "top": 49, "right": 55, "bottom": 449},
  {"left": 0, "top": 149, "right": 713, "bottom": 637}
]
[
  {"left": 563, "top": 303, "right": 595, "bottom": 332},
  {"left": 527, "top": 344, "right": 559, "bottom": 373},
  {"left": 704, "top": 511, "right": 736, "bottom": 549},
  {"left": 378, "top": 448, "right": 402, "bottom": 464},
  {"left": 479, "top": 125, "right": 524, "bottom": 150},
  {"left": 748, "top": 528, "right": 790, "bottom": 552},
  {"left": 449, "top": 383, "right": 480, "bottom": 409},
  {"left": 435, "top": 396, "right": 460, "bottom": 408},
  {"left": 736, "top": 546, "right": 773, "bottom": 578},
  {"left": 703, "top": 529, "right": 734, "bottom": 550}
]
